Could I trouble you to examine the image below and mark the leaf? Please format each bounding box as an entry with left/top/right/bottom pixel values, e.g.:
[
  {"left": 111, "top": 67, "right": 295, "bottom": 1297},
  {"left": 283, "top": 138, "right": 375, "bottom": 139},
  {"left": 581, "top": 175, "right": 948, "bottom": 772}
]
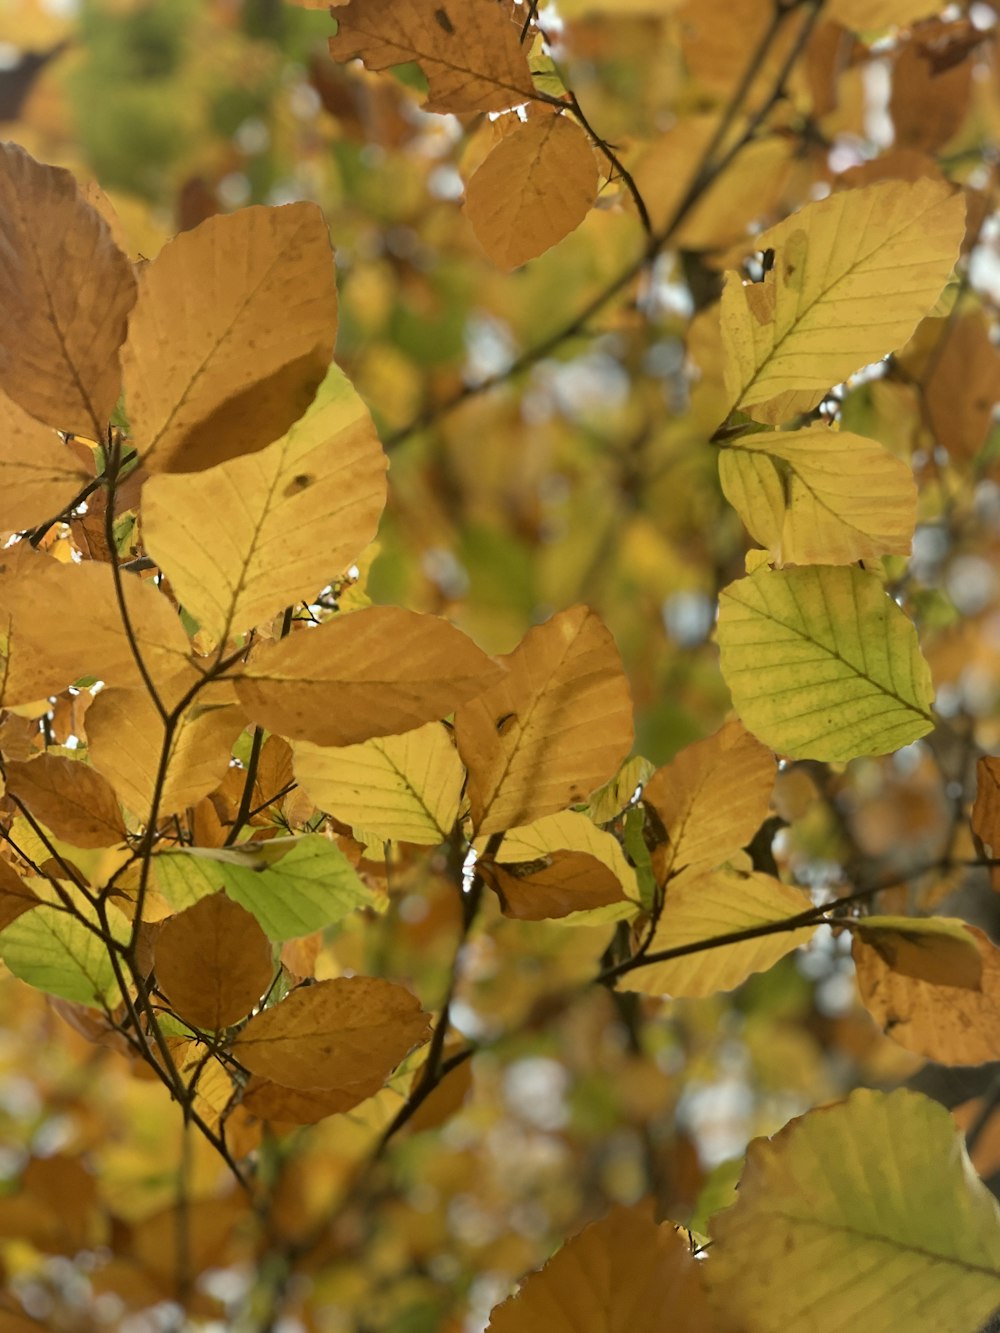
[
  {"left": 853, "top": 924, "right": 1000, "bottom": 1064},
  {"left": 716, "top": 565, "right": 935, "bottom": 761},
  {"left": 141, "top": 365, "right": 387, "bottom": 644},
  {"left": 847, "top": 915, "right": 983, "bottom": 989},
  {"left": 0, "top": 142, "right": 136, "bottom": 438},
  {"left": 235, "top": 607, "right": 505, "bottom": 746},
  {"left": 464, "top": 113, "right": 598, "bottom": 270},
  {"left": 154, "top": 894, "right": 274, "bottom": 1031},
  {"left": 121, "top": 203, "right": 337, "bottom": 474},
  {"left": 0, "top": 858, "right": 39, "bottom": 932},
  {"left": 455, "top": 605, "right": 634, "bottom": 836},
  {"left": 87, "top": 687, "right": 244, "bottom": 822},
  {"left": 0, "top": 886, "right": 127, "bottom": 1007},
  {"left": 826, "top": 0, "right": 942, "bottom": 28},
  {"left": 718, "top": 425, "right": 917, "bottom": 565},
  {"left": 480, "top": 849, "right": 628, "bottom": 921},
  {"left": 0, "top": 390, "right": 91, "bottom": 532},
  {"left": 232, "top": 976, "right": 430, "bottom": 1091},
  {"left": 154, "top": 834, "right": 374, "bottom": 940},
  {"left": 0, "top": 549, "right": 191, "bottom": 709},
  {"left": 293, "top": 721, "right": 464, "bottom": 844},
  {"left": 642, "top": 720, "right": 776, "bottom": 878},
  {"left": 971, "top": 755, "right": 1000, "bottom": 851},
  {"left": 328, "top": 0, "right": 536, "bottom": 113},
  {"left": 620, "top": 863, "right": 814, "bottom": 998},
  {"left": 498, "top": 808, "right": 640, "bottom": 908},
  {"left": 720, "top": 179, "right": 964, "bottom": 422},
  {"left": 705, "top": 1088, "right": 1000, "bottom": 1333},
  {"left": 486, "top": 1201, "right": 716, "bottom": 1333},
  {"left": 5, "top": 754, "right": 127, "bottom": 849},
  {"left": 240, "top": 1076, "right": 382, "bottom": 1124}
]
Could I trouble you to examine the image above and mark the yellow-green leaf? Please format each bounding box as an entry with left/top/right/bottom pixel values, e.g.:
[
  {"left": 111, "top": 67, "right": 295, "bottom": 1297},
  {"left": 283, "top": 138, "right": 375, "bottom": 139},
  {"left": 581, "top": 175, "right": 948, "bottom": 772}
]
[
  {"left": 705, "top": 1088, "right": 1000, "bottom": 1333},
  {"left": 847, "top": 915, "right": 983, "bottom": 990},
  {"left": 0, "top": 884, "right": 127, "bottom": 1008},
  {"left": 293, "top": 722, "right": 464, "bottom": 845},
  {"left": 141, "top": 365, "right": 386, "bottom": 644},
  {"left": 620, "top": 863, "right": 814, "bottom": 998},
  {"left": 718, "top": 425, "right": 917, "bottom": 564},
  {"left": 721, "top": 179, "right": 964, "bottom": 423},
  {"left": 717, "top": 564, "right": 935, "bottom": 760}
]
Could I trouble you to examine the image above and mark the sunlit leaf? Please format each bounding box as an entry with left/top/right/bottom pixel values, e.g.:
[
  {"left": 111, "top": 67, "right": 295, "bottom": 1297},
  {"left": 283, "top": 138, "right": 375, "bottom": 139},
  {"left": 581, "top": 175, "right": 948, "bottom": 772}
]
[
  {"left": 154, "top": 834, "right": 374, "bottom": 940},
  {"left": 718, "top": 425, "right": 917, "bottom": 564},
  {"left": 236, "top": 607, "right": 505, "bottom": 746},
  {"left": 847, "top": 915, "right": 983, "bottom": 990},
  {"left": 142, "top": 365, "right": 387, "bottom": 643},
  {"left": 620, "top": 863, "right": 814, "bottom": 998},
  {"left": 0, "top": 390, "right": 91, "bottom": 532},
  {"left": 121, "top": 203, "right": 337, "bottom": 473},
  {"left": 5, "top": 754, "right": 127, "bottom": 849},
  {"left": 0, "top": 885, "right": 127, "bottom": 1007},
  {"left": 717, "top": 564, "right": 935, "bottom": 760},
  {"left": 328, "top": 0, "right": 536, "bottom": 113},
  {"left": 706, "top": 1089, "right": 1000, "bottom": 1332},
  {"left": 0, "top": 142, "right": 136, "bottom": 439},
  {"left": 721, "top": 179, "right": 964, "bottom": 423},
  {"left": 455, "top": 605, "right": 634, "bottom": 836},
  {"left": 480, "top": 849, "right": 628, "bottom": 921},
  {"left": 293, "top": 721, "right": 464, "bottom": 844}
]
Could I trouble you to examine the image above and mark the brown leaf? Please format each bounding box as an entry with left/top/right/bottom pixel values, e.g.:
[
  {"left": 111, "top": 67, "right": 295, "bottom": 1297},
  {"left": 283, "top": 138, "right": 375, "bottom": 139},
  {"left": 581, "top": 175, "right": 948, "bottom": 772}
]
[
  {"left": 0, "top": 143, "right": 136, "bottom": 439},
  {"left": 235, "top": 606, "right": 505, "bottom": 746},
  {"left": 0, "top": 857, "right": 38, "bottom": 932},
  {"left": 486, "top": 1201, "right": 716, "bottom": 1333},
  {"left": 241, "top": 1075, "right": 381, "bottom": 1124},
  {"left": 5, "top": 754, "right": 126, "bottom": 849},
  {"left": 232, "top": 975, "right": 430, "bottom": 1091},
  {"left": 890, "top": 28, "right": 973, "bottom": 154},
  {"left": 121, "top": 203, "right": 337, "bottom": 473},
  {"left": 0, "top": 390, "right": 91, "bottom": 533},
  {"left": 455, "top": 605, "right": 634, "bottom": 836},
  {"left": 328, "top": 0, "right": 535, "bottom": 114},
  {"left": 848, "top": 915, "right": 983, "bottom": 990},
  {"left": 853, "top": 924, "right": 1000, "bottom": 1064},
  {"left": 971, "top": 755, "right": 1000, "bottom": 855},
  {"left": 465, "top": 113, "right": 598, "bottom": 270},
  {"left": 643, "top": 720, "right": 777, "bottom": 880},
  {"left": 480, "top": 849, "right": 627, "bottom": 921},
  {"left": 154, "top": 895, "right": 274, "bottom": 1030}
]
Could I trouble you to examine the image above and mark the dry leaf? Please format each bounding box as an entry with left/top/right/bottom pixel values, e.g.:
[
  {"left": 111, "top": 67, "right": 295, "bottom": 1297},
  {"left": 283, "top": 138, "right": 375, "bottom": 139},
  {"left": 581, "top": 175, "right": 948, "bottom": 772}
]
[
  {"left": 154, "top": 895, "right": 273, "bottom": 1031},
  {"left": 5, "top": 754, "right": 127, "bottom": 849}
]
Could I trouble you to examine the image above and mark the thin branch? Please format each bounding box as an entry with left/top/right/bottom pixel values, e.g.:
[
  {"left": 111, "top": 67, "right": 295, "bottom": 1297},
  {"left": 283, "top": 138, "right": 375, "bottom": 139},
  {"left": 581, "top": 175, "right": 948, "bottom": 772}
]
[
  {"left": 563, "top": 91, "right": 653, "bottom": 238},
  {"left": 225, "top": 726, "right": 265, "bottom": 847},
  {"left": 519, "top": 0, "right": 540, "bottom": 43}
]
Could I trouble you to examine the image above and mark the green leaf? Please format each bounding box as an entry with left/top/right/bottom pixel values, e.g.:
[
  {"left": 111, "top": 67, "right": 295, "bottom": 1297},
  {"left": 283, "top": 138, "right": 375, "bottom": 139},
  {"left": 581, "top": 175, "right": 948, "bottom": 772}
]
[
  {"left": 0, "top": 884, "right": 127, "bottom": 1007},
  {"left": 154, "top": 834, "right": 375, "bottom": 941},
  {"left": 706, "top": 1088, "right": 1000, "bottom": 1333},
  {"left": 716, "top": 564, "right": 934, "bottom": 760}
]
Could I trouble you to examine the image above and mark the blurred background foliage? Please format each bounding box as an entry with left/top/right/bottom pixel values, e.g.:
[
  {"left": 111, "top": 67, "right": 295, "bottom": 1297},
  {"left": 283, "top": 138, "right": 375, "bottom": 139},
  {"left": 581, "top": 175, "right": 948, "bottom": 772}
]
[{"left": 2, "top": 0, "right": 1000, "bottom": 1328}]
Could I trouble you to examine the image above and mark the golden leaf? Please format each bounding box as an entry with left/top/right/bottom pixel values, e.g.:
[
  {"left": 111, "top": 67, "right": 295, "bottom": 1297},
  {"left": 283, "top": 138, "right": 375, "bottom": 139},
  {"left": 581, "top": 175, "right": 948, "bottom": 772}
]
[{"left": 154, "top": 895, "right": 274, "bottom": 1031}]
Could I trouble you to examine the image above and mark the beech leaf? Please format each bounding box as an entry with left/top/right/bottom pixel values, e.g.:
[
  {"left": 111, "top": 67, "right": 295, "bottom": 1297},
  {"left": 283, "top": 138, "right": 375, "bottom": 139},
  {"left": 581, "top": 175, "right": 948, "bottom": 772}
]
[
  {"left": 717, "top": 564, "right": 935, "bottom": 760},
  {"left": 154, "top": 895, "right": 274, "bottom": 1031},
  {"left": 236, "top": 607, "right": 505, "bottom": 746},
  {"left": 232, "top": 976, "right": 430, "bottom": 1091},
  {"left": 5, "top": 754, "right": 127, "bottom": 849}
]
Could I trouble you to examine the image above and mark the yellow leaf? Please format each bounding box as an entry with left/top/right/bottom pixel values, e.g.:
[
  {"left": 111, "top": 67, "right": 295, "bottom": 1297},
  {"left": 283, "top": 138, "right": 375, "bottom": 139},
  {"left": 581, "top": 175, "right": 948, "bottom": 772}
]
[
  {"left": 87, "top": 686, "right": 244, "bottom": 822},
  {"left": 0, "top": 143, "right": 136, "bottom": 439},
  {"left": 717, "top": 564, "right": 935, "bottom": 760},
  {"left": 0, "top": 390, "right": 91, "bottom": 532},
  {"left": 232, "top": 976, "right": 430, "bottom": 1091},
  {"left": 293, "top": 721, "right": 464, "bottom": 845},
  {"left": 455, "top": 605, "right": 634, "bottom": 836},
  {"left": 328, "top": 0, "right": 536, "bottom": 113},
  {"left": 236, "top": 607, "right": 505, "bottom": 746},
  {"left": 642, "top": 720, "right": 776, "bottom": 878},
  {"left": 4, "top": 754, "right": 127, "bottom": 849},
  {"left": 0, "top": 549, "right": 191, "bottom": 708},
  {"left": 826, "top": 0, "right": 942, "bottom": 29},
  {"left": 721, "top": 179, "right": 964, "bottom": 423},
  {"left": 853, "top": 924, "right": 1000, "bottom": 1064},
  {"left": 480, "top": 849, "right": 628, "bottom": 921},
  {"left": 121, "top": 203, "right": 337, "bottom": 474},
  {"left": 497, "top": 808, "right": 640, "bottom": 909},
  {"left": 465, "top": 113, "right": 598, "bottom": 270},
  {"left": 141, "top": 365, "right": 386, "bottom": 643},
  {"left": 154, "top": 895, "right": 274, "bottom": 1031},
  {"left": 486, "top": 1201, "right": 716, "bottom": 1333},
  {"left": 847, "top": 915, "right": 983, "bottom": 990},
  {"left": 718, "top": 425, "right": 917, "bottom": 564},
  {"left": 705, "top": 1088, "right": 1000, "bottom": 1333},
  {"left": 620, "top": 863, "right": 814, "bottom": 998}
]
